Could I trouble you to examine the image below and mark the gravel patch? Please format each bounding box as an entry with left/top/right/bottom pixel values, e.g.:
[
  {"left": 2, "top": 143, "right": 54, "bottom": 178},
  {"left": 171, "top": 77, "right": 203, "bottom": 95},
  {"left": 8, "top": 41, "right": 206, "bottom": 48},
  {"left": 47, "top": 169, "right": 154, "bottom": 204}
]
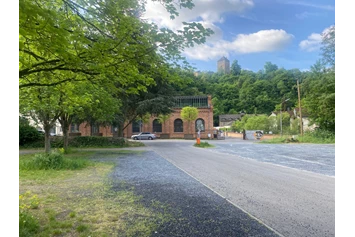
[{"left": 110, "top": 151, "right": 280, "bottom": 237}]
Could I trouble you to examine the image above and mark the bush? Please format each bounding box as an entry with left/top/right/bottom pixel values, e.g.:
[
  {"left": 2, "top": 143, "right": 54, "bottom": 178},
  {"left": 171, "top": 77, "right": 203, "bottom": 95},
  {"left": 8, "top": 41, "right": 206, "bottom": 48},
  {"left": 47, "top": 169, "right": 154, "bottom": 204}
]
[
  {"left": 68, "top": 136, "right": 125, "bottom": 147},
  {"left": 33, "top": 151, "right": 64, "bottom": 170},
  {"left": 20, "top": 150, "right": 90, "bottom": 170},
  {"left": 20, "top": 137, "right": 42, "bottom": 149},
  {"left": 194, "top": 141, "right": 214, "bottom": 148},
  {"left": 20, "top": 136, "right": 127, "bottom": 149},
  {"left": 298, "top": 129, "right": 335, "bottom": 143},
  {"left": 19, "top": 124, "right": 42, "bottom": 146}
]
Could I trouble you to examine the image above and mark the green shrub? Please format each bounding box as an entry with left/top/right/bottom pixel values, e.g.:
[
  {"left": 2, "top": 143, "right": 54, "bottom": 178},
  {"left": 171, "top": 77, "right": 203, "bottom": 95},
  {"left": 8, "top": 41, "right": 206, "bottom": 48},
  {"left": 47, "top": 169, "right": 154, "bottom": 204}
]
[
  {"left": 33, "top": 151, "right": 64, "bottom": 170},
  {"left": 19, "top": 124, "right": 42, "bottom": 146},
  {"left": 69, "top": 136, "right": 125, "bottom": 147},
  {"left": 19, "top": 191, "right": 40, "bottom": 236},
  {"left": 20, "top": 136, "right": 127, "bottom": 149},
  {"left": 20, "top": 138, "right": 45, "bottom": 148},
  {"left": 20, "top": 150, "right": 90, "bottom": 170},
  {"left": 298, "top": 129, "right": 335, "bottom": 143},
  {"left": 194, "top": 141, "right": 214, "bottom": 148}
]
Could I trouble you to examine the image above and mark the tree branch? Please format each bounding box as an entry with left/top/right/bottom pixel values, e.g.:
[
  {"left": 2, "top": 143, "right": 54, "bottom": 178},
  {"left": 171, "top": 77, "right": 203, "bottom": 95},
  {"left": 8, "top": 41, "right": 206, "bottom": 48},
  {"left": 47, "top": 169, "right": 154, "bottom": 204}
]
[
  {"left": 19, "top": 77, "right": 85, "bottom": 88},
  {"left": 62, "top": 0, "right": 115, "bottom": 40}
]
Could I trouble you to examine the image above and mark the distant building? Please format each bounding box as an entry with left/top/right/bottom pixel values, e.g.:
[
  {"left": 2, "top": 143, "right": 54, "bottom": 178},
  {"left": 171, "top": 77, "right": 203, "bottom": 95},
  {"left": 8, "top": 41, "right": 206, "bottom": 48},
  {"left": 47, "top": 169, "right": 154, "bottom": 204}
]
[
  {"left": 269, "top": 108, "right": 317, "bottom": 132},
  {"left": 217, "top": 56, "right": 230, "bottom": 74},
  {"left": 77, "top": 95, "right": 214, "bottom": 139},
  {"left": 219, "top": 113, "right": 245, "bottom": 127}
]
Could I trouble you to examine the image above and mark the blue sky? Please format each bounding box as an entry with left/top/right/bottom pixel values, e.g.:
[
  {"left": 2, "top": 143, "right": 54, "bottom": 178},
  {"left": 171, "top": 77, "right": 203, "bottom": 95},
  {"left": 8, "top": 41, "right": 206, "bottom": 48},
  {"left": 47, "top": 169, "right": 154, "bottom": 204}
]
[{"left": 144, "top": 0, "right": 335, "bottom": 72}]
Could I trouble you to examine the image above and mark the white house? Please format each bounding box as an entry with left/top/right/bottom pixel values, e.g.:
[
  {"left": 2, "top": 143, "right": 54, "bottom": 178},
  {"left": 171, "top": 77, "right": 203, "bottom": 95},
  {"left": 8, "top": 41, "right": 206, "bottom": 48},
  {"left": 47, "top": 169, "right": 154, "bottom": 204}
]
[
  {"left": 269, "top": 108, "right": 317, "bottom": 132},
  {"left": 20, "top": 113, "right": 63, "bottom": 136}
]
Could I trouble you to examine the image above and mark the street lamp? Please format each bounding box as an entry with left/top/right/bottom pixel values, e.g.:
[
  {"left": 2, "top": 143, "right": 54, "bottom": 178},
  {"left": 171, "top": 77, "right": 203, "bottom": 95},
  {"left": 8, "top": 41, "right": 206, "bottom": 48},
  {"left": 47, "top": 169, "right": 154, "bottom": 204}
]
[{"left": 280, "top": 98, "right": 290, "bottom": 136}]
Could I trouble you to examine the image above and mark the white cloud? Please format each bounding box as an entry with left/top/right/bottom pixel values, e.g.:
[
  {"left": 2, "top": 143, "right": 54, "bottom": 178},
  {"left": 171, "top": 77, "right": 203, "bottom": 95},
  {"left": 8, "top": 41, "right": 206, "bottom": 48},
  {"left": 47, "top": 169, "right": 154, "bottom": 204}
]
[
  {"left": 183, "top": 43, "right": 231, "bottom": 61},
  {"left": 299, "top": 33, "right": 322, "bottom": 52},
  {"left": 299, "top": 25, "right": 334, "bottom": 52},
  {"left": 231, "top": 29, "right": 294, "bottom": 53},
  {"left": 143, "top": 0, "right": 254, "bottom": 32},
  {"left": 284, "top": 1, "right": 334, "bottom": 11},
  {"left": 143, "top": 1, "right": 293, "bottom": 61},
  {"left": 184, "top": 29, "right": 294, "bottom": 61},
  {"left": 295, "top": 11, "right": 321, "bottom": 19}
]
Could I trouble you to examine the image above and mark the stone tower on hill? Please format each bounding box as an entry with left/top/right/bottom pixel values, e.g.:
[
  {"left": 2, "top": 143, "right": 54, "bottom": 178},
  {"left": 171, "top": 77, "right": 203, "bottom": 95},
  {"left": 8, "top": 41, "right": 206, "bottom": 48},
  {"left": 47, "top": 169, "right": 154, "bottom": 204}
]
[{"left": 217, "top": 56, "right": 230, "bottom": 74}]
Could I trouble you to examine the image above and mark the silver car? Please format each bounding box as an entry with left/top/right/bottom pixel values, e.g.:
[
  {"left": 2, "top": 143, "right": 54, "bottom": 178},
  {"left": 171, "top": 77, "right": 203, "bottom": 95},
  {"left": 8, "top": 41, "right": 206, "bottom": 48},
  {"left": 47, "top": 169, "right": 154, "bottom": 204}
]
[{"left": 131, "top": 132, "right": 157, "bottom": 140}]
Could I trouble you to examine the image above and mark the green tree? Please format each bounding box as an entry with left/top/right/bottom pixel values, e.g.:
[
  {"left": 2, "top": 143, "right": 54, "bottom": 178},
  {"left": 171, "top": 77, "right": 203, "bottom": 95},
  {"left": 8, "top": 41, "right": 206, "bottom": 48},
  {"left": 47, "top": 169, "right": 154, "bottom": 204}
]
[
  {"left": 180, "top": 106, "right": 198, "bottom": 134},
  {"left": 276, "top": 112, "right": 291, "bottom": 134},
  {"left": 19, "top": 84, "right": 61, "bottom": 153},
  {"left": 264, "top": 62, "right": 278, "bottom": 74},
  {"left": 244, "top": 115, "right": 269, "bottom": 131},
  {"left": 211, "top": 97, "right": 225, "bottom": 126},
  {"left": 231, "top": 60, "right": 241, "bottom": 76},
  {"left": 301, "top": 25, "right": 335, "bottom": 132},
  {"left": 19, "top": 116, "right": 42, "bottom": 146},
  {"left": 158, "top": 114, "right": 171, "bottom": 133},
  {"left": 19, "top": 0, "right": 213, "bottom": 89},
  {"left": 302, "top": 70, "right": 335, "bottom": 132},
  {"left": 321, "top": 25, "right": 335, "bottom": 69}
]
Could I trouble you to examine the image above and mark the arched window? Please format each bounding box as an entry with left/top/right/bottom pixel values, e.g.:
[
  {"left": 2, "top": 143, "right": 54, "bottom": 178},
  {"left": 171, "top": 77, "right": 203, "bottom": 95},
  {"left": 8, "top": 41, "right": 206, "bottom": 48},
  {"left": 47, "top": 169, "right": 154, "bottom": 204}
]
[
  {"left": 174, "top": 119, "right": 183, "bottom": 132},
  {"left": 152, "top": 119, "right": 162, "bottom": 133},
  {"left": 132, "top": 120, "right": 141, "bottom": 133},
  {"left": 195, "top": 118, "right": 205, "bottom": 132}
]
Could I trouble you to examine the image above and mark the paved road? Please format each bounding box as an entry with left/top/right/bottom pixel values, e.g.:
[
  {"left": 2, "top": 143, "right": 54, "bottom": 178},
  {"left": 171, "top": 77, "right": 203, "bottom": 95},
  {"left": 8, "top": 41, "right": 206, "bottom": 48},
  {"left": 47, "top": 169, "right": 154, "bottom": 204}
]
[
  {"left": 142, "top": 139, "right": 335, "bottom": 237},
  {"left": 20, "top": 139, "right": 335, "bottom": 236}
]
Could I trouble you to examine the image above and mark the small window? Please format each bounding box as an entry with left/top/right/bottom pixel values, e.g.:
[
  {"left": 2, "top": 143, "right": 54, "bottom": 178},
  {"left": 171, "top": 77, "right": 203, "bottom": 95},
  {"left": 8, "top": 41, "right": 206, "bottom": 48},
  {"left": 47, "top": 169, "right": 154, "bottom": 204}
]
[
  {"left": 91, "top": 124, "right": 99, "bottom": 134},
  {"left": 174, "top": 119, "right": 183, "bottom": 132},
  {"left": 50, "top": 127, "right": 56, "bottom": 134},
  {"left": 70, "top": 123, "right": 79, "bottom": 132},
  {"left": 132, "top": 120, "right": 141, "bottom": 133}
]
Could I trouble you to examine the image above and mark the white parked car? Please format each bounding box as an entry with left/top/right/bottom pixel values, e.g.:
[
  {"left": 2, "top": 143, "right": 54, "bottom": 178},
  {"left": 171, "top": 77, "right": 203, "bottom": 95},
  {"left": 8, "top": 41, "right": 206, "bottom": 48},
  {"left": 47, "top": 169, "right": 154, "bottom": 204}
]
[{"left": 131, "top": 132, "right": 157, "bottom": 140}]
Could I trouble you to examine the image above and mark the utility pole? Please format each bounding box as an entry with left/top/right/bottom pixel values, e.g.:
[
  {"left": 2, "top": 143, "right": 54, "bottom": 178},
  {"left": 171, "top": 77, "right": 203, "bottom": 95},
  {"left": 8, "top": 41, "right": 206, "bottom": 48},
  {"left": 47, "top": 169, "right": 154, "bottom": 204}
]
[{"left": 297, "top": 80, "right": 303, "bottom": 136}]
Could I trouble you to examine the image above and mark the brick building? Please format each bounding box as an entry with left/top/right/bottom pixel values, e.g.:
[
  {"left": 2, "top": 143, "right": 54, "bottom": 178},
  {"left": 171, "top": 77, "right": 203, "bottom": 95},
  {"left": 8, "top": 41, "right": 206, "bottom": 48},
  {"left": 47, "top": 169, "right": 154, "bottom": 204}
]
[{"left": 75, "top": 95, "right": 214, "bottom": 139}]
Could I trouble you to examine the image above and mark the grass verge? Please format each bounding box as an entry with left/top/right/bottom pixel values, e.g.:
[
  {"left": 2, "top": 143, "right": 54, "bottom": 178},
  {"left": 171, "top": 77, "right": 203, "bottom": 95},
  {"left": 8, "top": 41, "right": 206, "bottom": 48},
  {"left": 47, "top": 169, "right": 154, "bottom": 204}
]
[
  {"left": 193, "top": 141, "right": 215, "bottom": 148},
  {"left": 19, "top": 150, "right": 170, "bottom": 236}
]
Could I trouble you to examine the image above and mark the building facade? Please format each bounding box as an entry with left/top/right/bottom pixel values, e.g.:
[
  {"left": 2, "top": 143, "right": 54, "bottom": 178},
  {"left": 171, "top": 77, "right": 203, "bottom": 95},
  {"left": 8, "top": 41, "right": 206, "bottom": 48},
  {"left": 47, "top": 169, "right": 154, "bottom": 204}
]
[
  {"left": 219, "top": 113, "right": 245, "bottom": 127},
  {"left": 217, "top": 56, "right": 230, "bottom": 74},
  {"left": 76, "top": 95, "right": 214, "bottom": 139}
]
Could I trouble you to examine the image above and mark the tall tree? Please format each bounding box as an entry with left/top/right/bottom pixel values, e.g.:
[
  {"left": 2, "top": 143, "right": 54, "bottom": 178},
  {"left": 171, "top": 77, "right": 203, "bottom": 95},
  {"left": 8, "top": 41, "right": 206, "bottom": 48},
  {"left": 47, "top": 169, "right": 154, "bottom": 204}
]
[
  {"left": 302, "top": 25, "right": 335, "bottom": 132},
  {"left": 19, "top": 0, "right": 213, "bottom": 89},
  {"left": 264, "top": 62, "right": 278, "bottom": 74},
  {"left": 231, "top": 60, "right": 241, "bottom": 76},
  {"left": 321, "top": 25, "right": 335, "bottom": 69},
  {"left": 19, "top": 82, "right": 61, "bottom": 153}
]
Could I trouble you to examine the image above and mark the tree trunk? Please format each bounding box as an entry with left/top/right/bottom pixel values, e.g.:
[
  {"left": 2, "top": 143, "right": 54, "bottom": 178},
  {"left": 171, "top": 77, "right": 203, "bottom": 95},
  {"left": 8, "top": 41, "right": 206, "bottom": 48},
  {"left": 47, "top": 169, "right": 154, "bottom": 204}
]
[
  {"left": 44, "top": 124, "right": 51, "bottom": 153},
  {"left": 117, "top": 121, "right": 124, "bottom": 137},
  {"left": 62, "top": 122, "right": 69, "bottom": 151},
  {"left": 58, "top": 114, "right": 71, "bottom": 152}
]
